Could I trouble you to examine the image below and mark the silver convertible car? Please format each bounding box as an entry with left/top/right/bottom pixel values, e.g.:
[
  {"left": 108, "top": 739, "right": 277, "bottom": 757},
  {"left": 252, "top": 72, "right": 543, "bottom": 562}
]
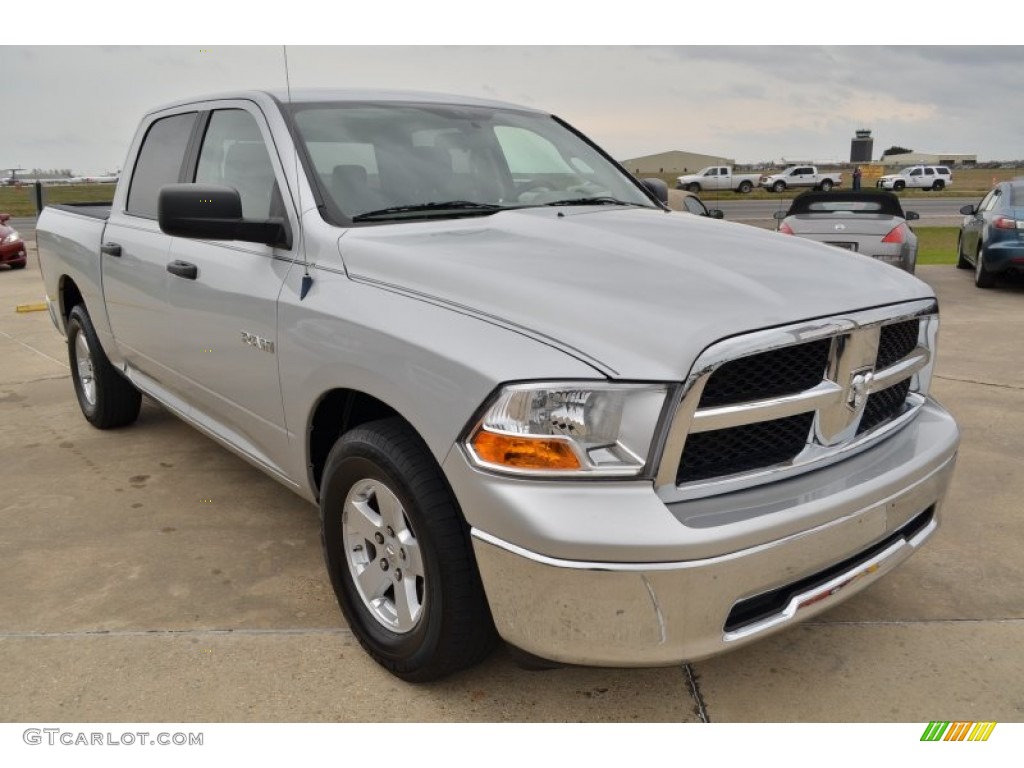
[{"left": 774, "top": 191, "right": 920, "bottom": 273}]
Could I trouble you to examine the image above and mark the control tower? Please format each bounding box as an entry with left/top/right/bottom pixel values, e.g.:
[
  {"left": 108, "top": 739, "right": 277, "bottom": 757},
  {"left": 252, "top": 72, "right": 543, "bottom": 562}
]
[{"left": 850, "top": 129, "right": 873, "bottom": 163}]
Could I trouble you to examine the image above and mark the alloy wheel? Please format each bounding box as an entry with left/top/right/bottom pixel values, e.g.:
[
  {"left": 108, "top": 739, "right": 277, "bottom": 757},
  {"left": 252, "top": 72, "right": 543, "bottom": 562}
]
[
  {"left": 342, "top": 478, "right": 425, "bottom": 633},
  {"left": 74, "top": 332, "right": 97, "bottom": 406}
]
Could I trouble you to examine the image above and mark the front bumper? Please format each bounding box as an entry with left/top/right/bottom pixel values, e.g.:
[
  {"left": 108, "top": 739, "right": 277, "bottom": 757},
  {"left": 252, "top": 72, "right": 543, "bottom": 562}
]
[{"left": 450, "top": 399, "right": 958, "bottom": 666}]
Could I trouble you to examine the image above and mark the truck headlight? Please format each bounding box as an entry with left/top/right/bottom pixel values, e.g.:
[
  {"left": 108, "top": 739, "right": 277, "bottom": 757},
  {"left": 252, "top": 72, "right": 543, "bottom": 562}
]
[{"left": 464, "top": 382, "right": 670, "bottom": 477}]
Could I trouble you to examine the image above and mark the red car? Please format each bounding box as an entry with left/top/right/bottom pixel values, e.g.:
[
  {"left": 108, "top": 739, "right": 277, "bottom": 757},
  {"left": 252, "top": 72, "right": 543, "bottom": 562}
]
[{"left": 0, "top": 213, "right": 27, "bottom": 269}]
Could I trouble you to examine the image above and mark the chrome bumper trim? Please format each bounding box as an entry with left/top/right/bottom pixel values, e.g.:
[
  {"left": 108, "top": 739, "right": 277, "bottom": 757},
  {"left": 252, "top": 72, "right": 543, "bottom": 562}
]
[
  {"left": 470, "top": 448, "right": 955, "bottom": 666},
  {"left": 722, "top": 516, "right": 936, "bottom": 643}
]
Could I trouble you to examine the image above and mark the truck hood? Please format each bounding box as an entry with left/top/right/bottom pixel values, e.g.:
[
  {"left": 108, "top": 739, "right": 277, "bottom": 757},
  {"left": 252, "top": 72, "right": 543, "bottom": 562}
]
[{"left": 338, "top": 207, "right": 934, "bottom": 380}]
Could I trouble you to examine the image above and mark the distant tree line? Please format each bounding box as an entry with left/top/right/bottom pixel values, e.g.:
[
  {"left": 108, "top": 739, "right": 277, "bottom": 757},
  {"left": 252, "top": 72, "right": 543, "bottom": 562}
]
[{"left": 29, "top": 168, "right": 74, "bottom": 178}]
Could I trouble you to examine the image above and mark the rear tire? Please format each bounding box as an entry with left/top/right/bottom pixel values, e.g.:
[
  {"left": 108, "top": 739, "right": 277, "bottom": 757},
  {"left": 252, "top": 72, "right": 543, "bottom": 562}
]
[
  {"left": 737, "top": 181, "right": 753, "bottom": 194},
  {"left": 932, "top": 180, "right": 945, "bottom": 191},
  {"left": 956, "top": 234, "right": 972, "bottom": 269},
  {"left": 820, "top": 179, "right": 834, "bottom": 192},
  {"left": 320, "top": 417, "right": 497, "bottom": 681},
  {"left": 67, "top": 305, "right": 142, "bottom": 429},
  {"left": 974, "top": 245, "right": 995, "bottom": 288}
]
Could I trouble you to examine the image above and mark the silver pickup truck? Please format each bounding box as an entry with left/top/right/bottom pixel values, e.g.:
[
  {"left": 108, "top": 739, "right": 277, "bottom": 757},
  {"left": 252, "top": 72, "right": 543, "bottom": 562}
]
[{"left": 37, "top": 89, "right": 959, "bottom": 681}]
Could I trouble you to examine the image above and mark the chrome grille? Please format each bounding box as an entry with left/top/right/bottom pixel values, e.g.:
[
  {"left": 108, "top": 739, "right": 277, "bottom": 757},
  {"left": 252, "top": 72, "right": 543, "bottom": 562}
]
[
  {"left": 656, "top": 301, "right": 938, "bottom": 501},
  {"left": 877, "top": 319, "right": 920, "bottom": 369},
  {"left": 699, "top": 339, "right": 831, "bottom": 407},
  {"left": 858, "top": 378, "right": 912, "bottom": 435},
  {"left": 677, "top": 412, "right": 814, "bottom": 483}
]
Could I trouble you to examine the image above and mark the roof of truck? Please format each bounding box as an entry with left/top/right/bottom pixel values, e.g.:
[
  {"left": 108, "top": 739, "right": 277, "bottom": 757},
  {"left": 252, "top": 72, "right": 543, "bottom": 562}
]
[{"left": 147, "top": 88, "right": 546, "bottom": 116}]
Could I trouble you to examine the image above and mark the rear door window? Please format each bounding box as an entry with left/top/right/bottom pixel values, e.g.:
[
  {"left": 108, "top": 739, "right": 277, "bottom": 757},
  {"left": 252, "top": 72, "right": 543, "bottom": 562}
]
[{"left": 127, "top": 112, "right": 197, "bottom": 218}]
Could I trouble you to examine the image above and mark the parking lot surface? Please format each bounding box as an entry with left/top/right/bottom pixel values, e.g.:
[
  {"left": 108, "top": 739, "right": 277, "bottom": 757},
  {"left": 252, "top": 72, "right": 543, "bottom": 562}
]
[{"left": 1, "top": 243, "right": 1022, "bottom": 722}]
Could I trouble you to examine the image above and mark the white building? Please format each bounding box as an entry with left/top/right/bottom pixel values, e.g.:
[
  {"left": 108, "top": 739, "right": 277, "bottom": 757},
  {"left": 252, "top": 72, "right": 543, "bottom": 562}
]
[{"left": 880, "top": 152, "right": 977, "bottom": 167}]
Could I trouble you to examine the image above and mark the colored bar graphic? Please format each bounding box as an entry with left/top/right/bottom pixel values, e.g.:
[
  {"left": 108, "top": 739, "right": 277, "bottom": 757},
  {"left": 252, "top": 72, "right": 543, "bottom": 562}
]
[
  {"left": 921, "top": 721, "right": 996, "bottom": 742},
  {"left": 972, "top": 722, "right": 997, "bottom": 742},
  {"left": 944, "top": 722, "right": 969, "bottom": 741}
]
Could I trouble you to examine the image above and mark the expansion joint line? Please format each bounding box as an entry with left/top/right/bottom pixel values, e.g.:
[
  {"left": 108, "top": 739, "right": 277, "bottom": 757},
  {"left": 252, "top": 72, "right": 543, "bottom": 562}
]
[
  {"left": 934, "top": 373, "right": 1023, "bottom": 392},
  {"left": 682, "top": 663, "right": 710, "bottom": 723}
]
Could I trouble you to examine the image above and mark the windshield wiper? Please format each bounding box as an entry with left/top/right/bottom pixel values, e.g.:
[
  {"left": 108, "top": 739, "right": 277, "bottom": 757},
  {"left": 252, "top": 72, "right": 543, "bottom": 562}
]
[
  {"left": 542, "top": 197, "right": 646, "bottom": 208},
  {"left": 352, "top": 201, "right": 502, "bottom": 222}
]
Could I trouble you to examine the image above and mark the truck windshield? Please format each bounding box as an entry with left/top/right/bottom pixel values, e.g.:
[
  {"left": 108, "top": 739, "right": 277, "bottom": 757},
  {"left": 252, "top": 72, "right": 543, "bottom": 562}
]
[{"left": 287, "top": 102, "right": 655, "bottom": 222}]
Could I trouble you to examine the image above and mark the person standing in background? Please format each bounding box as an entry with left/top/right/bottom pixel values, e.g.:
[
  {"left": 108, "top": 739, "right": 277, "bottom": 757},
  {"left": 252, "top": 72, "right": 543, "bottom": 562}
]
[{"left": 852, "top": 166, "right": 862, "bottom": 191}]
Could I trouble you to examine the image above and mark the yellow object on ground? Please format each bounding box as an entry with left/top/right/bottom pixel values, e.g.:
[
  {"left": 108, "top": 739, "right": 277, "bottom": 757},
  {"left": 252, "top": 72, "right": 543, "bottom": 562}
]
[{"left": 15, "top": 302, "right": 48, "bottom": 313}]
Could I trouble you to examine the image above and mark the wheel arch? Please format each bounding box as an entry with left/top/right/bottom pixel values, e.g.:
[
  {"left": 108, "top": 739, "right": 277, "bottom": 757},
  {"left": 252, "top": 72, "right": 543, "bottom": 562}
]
[
  {"left": 58, "top": 274, "right": 85, "bottom": 332},
  {"left": 308, "top": 388, "right": 416, "bottom": 501}
]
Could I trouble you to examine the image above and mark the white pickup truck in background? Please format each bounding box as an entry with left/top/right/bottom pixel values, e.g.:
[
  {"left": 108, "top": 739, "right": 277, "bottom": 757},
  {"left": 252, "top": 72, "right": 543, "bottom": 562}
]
[
  {"left": 675, "top": 166, "right": 761, "bottom": 194},
  {"left": 759, "top": 165, "right": 843, "bottom": 193}
]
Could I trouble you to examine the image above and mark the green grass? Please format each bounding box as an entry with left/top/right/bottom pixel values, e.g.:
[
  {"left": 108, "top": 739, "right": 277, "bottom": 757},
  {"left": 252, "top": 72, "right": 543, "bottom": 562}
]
[
  {"left": 915, "top": 226, "right": 958, "bottom": 265},
  {"left": 0, "top": 184, "right": 115, "bottom": 217}
]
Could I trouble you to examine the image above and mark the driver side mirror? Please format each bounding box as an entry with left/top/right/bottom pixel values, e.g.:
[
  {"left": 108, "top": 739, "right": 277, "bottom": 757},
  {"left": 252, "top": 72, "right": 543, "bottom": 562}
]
[
  {"left": 639, "top": 178, "right": 669, "bottom": 205},
  {"left": 158, "top": 184, "right": 291, "bottom": 249},
  {"left": 905, "top": 211, "right": 920, "bottom": 221},
  {"left": 772, "top": 210, "right": 787, "bottom": 220},
  {"left": 959, "top": 204, "right": 976, "bottom": 215},
  {"left": 708, "top": 209, "right": 725, "bottom": 220}
]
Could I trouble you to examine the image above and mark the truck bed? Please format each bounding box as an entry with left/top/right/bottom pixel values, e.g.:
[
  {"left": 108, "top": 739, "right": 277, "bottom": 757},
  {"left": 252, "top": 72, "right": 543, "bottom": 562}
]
[
  {"left": 49, "top": 203, "right": 112, "bottom": 221},
  {"left": 36, "top": 204, "right": 110, "bottom": 340}
]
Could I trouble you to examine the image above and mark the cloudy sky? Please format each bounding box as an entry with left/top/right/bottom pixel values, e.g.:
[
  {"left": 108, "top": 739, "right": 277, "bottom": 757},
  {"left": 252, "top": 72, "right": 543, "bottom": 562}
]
[{"left": 2, "top": 45, "right": 1021, "bottom": 174}]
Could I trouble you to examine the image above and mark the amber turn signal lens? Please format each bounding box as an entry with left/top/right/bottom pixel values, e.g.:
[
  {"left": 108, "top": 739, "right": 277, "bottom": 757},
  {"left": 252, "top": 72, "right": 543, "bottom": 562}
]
[{"left": 471, "top": 430, "right": 581, "bottom": 470}]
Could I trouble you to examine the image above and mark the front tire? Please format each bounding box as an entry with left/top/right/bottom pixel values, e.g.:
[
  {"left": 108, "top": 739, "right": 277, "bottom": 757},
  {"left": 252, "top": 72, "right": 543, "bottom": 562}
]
[
  {"left": 67, "top": 305, "right": 142, "bottom": 429},
  {"left": 686, "top": 183, "right": 701, "bottom": 193},
  {"left": 772, "top": 181, "right": 786, "bottom": 193},
  {"left": 320, "top": 417, "right": 496, "bottom": 681},
  {"left": 893, "top": 180, "right": 905, "bottom": 191}
]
